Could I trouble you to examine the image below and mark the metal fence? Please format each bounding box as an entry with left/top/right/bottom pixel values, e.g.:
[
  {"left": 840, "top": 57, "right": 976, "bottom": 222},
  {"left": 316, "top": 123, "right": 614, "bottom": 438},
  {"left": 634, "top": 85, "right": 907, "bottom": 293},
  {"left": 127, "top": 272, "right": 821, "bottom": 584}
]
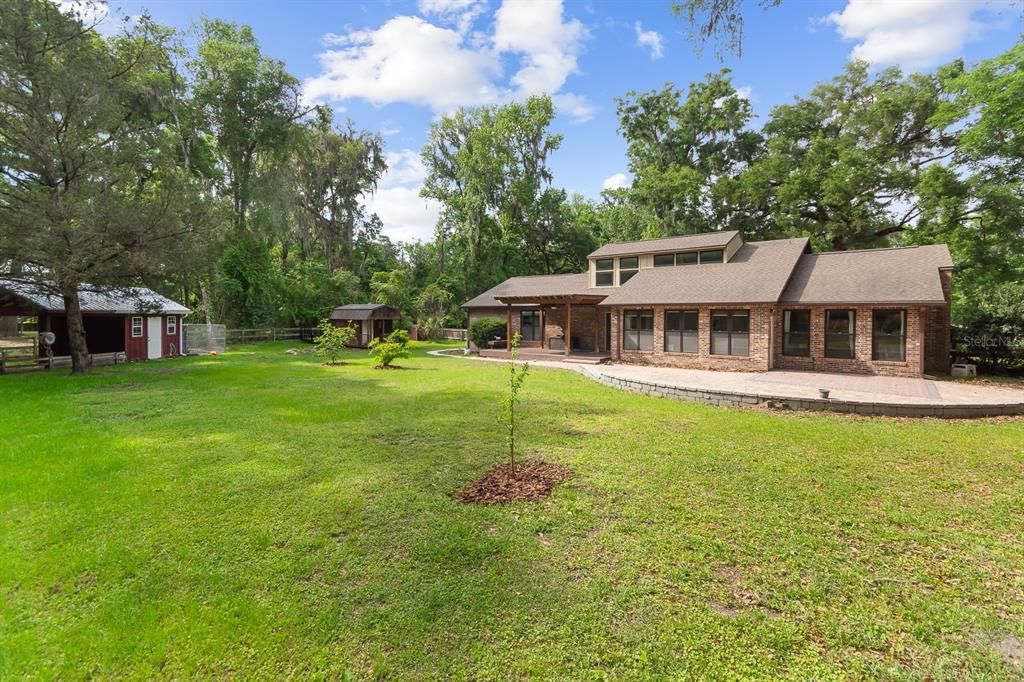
[{"left": 183, "top": 324, "right": 227, "bottom": 354}]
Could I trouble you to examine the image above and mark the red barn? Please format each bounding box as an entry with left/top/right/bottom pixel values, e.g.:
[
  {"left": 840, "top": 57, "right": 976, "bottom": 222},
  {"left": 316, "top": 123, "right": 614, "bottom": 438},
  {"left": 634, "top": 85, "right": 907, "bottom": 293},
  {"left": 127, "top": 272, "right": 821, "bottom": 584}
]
[{"left": 0, "top": 280, "right": 190, "bottom": 363}]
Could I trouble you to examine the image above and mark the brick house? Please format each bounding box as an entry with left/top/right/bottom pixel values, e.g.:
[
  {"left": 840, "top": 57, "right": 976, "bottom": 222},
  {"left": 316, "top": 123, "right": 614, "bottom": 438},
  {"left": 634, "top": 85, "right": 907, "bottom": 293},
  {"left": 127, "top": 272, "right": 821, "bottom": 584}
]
[{"left": 462, "top": 231, "right": 953, "bottom": 378}]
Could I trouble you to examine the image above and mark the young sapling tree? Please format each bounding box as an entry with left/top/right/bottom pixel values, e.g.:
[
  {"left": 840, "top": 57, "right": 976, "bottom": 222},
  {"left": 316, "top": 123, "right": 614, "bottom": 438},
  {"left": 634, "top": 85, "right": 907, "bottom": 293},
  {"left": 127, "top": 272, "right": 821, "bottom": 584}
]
[
  {"left": 314, "top": 319, "right": 354, "bottom": 365},
  {"left": 502, "top": 333, "right": 530, "bottom": 475}
]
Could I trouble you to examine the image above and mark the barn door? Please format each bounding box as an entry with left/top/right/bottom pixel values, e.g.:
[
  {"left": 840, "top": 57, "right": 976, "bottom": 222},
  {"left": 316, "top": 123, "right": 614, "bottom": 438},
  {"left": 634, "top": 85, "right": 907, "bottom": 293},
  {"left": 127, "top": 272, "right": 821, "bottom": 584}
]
[{"left": 146, "top": 317, "right": 162, "bottom": 359}]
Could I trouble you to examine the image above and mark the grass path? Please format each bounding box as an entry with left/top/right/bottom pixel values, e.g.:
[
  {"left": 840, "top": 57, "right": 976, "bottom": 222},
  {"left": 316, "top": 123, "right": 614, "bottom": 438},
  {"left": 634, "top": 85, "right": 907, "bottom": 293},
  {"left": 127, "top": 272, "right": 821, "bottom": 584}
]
[{"left": 1, "top": 342, "right": 1022, "bottom": 679}]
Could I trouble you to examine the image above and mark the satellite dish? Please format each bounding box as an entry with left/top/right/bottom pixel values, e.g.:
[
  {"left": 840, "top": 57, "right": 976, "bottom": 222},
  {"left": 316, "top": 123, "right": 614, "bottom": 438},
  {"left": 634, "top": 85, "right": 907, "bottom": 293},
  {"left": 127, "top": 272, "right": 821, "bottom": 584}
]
[{"left": 40, "top": 331, "right": 56, "bottom": 346}]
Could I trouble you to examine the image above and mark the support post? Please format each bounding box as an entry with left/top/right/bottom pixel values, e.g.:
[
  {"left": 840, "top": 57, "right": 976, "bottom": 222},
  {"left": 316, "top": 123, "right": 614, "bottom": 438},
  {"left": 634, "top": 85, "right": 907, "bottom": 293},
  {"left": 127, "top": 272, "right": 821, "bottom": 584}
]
[
  {"left": 565, "top": 301, "right": 572, "bottom": 356},
  {"left": 506, "top": 304, "right": 512, "bottom": 351},
  {"left": 540, "top": 307, "right": 545, "bottom": 350}
]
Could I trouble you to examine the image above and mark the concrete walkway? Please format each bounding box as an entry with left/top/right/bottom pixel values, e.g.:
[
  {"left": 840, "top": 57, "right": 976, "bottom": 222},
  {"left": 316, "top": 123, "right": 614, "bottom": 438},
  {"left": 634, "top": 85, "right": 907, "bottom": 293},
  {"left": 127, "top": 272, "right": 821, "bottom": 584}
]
[{"left": 428, "top": 349, "right": 1024, "bottom": 417}]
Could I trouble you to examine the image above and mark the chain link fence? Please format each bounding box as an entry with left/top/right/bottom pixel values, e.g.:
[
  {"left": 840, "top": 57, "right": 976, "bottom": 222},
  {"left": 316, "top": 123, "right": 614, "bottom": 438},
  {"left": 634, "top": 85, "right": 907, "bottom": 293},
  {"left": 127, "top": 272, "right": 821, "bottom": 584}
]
[{"left": 183, "top": 324, "right": 227, "bottom": 354}]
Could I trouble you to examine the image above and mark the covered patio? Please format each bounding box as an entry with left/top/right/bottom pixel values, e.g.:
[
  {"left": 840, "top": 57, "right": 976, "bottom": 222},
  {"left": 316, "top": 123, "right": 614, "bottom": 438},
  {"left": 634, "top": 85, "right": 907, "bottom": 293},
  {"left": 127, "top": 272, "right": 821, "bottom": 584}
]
[{"left": 496, "top": 293, "right": 609, "bottom": 358}]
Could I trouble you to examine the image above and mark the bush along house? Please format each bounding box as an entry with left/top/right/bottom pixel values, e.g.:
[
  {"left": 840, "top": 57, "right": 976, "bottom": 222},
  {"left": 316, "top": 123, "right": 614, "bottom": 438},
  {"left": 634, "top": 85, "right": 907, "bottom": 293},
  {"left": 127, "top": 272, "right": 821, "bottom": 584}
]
[
  {"left": 0, "top": 280, "right": 190, "bottom": 364},
  {"left": 462, "top": 231, "right": 953, "bottom": 378}
]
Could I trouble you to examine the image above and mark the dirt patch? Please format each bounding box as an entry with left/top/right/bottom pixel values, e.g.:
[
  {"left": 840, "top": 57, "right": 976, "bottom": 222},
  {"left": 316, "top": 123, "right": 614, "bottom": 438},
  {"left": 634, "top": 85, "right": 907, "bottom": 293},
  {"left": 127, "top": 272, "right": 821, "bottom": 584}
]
[
  {"left": 993, "top": 632, "right": 1024, "bottom": 671},
  {"left": 453, "top": 459, "right": 572, "bottom": 504}
]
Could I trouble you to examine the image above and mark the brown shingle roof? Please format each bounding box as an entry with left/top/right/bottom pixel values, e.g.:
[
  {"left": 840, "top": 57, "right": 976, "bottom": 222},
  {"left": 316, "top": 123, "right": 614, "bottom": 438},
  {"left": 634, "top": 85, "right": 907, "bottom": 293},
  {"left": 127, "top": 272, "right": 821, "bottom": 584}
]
[
  {"left": 588, "top": 230, "right": 740, "bottom": 259},
  {"left": 330, "top": 304, "right": 400, "bottom": 321},
  {"left": 779, "top": 244, "right": 953, "bottom": 305},
  {"left": 598, "top": 238, "right": 810, "bottom": 306},
  {"left": 462, "top": 273, "right": 597, "bottom": 308}
]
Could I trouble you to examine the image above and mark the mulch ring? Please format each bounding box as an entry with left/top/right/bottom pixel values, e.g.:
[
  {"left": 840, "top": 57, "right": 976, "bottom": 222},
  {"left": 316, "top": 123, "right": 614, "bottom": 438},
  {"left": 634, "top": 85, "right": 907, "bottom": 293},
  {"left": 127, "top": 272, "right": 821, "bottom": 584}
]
[{"left": 453, "top": 459, "right": 573, "bottom": 504}]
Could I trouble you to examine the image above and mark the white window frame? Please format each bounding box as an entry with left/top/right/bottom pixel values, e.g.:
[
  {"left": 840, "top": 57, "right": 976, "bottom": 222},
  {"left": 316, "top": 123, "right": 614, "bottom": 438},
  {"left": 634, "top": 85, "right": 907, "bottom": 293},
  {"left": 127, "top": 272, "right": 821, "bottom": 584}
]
[
  {"left": 131, "top": 316, "right": 143, "bottom": 338},
  {"left": 166, "top": 316, "right": 177, "bottom": 335}
]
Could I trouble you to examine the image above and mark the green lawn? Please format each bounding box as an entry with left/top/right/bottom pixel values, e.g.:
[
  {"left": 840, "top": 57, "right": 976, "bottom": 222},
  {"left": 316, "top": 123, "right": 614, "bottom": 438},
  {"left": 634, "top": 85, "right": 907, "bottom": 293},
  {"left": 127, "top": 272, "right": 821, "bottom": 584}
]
[{"left": 2, "top": 343, "right": 1022, "bottom": 679}]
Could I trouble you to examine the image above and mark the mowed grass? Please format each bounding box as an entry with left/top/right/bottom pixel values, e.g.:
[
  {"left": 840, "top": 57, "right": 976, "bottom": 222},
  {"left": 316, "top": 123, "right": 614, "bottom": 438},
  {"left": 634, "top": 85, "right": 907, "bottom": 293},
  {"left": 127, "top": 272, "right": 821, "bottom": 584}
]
[{"left": 1, "top": 343, "right": 1023, "bottom": 679}]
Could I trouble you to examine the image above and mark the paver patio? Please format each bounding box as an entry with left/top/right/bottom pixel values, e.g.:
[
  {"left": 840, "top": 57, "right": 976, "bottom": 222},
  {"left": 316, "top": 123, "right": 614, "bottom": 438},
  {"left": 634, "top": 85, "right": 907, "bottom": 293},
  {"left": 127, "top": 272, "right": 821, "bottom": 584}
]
[{"left": 432, "top": 349, "right": 1024, "bottom": 413}]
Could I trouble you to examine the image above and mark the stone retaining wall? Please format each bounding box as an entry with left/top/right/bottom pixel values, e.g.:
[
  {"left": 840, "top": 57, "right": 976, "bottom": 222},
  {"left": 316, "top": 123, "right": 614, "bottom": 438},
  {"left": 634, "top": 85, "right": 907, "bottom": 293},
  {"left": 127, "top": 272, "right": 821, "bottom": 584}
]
[{"left": 593, "top": 373, "right": 1024, "bottom": 419}]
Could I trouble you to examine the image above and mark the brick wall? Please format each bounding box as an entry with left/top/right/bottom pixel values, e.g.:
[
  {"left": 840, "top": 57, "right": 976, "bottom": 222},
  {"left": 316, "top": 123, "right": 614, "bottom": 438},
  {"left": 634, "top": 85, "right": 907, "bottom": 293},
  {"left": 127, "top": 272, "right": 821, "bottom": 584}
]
[
  {"left": 922, "top": 269, "right": 952, "bottom": 374},
  {"left": 773, "top": 306, "right": 927, "bottom": 378},
  {"left": 608, "top": 305, "right": 773, "bottom": 371}
]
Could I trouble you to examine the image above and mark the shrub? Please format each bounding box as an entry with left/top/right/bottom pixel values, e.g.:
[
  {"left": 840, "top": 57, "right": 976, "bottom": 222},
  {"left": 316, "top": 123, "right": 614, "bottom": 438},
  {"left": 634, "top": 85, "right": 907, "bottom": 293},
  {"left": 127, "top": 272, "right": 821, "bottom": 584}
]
[
  {"left": 416, "top": 316, "right": 443, "bottom": 341},
  {"left": 314, "top": 319, "right": 354, "bottom": 365},
  {"left": 368, "top": 329, "right": 411, "bottom": 368},
  {"left": 468, "top": 317, "right": 506, "bottom": 350}
]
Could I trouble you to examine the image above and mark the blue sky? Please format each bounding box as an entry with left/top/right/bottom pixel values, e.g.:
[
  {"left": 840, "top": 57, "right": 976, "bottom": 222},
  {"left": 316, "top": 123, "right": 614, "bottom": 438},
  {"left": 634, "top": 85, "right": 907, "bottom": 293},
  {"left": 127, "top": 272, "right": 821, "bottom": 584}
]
[{"left": 96, "top": 0, "right": 1022, "bottom": 243}]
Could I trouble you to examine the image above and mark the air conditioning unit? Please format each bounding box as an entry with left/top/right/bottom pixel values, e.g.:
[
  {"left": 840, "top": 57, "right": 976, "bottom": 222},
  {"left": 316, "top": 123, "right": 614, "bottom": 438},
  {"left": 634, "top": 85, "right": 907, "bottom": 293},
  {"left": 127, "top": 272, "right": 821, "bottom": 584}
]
[{"left": 951, "top": 363, "right": 976, "bottom": 377}]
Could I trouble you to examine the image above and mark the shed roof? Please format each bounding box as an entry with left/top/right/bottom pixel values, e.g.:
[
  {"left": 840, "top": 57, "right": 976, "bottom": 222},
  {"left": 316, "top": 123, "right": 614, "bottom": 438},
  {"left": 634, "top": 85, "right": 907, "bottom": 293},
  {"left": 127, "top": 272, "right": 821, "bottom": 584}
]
[
  {"left": 588, "top": 230, "right": 740, "bottom": 259},
  {"left": 329, "top": 304, "right": 401, "bottom": 321},
  {"left": 0, "top": 279, "right": 190, "bottom": 315},
  {"left": 598, "top": 238, "right": 810, "bottom": 306},
  {"left": 462, "top": 273, "right": 599, "bottom": 309},
  {"left": 779, "top": 244, "right": 953, "bottom": 305}
]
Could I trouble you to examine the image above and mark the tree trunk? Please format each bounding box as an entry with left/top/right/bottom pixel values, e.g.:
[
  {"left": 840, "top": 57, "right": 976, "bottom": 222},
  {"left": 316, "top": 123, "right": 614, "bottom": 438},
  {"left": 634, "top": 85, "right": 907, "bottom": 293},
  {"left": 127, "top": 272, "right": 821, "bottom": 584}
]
[
  {"left": 200, "top": 281, "right": 213, "bottom": 326},
  {"left": 61, "top": 283, "right": 91, "bottom": 374}
]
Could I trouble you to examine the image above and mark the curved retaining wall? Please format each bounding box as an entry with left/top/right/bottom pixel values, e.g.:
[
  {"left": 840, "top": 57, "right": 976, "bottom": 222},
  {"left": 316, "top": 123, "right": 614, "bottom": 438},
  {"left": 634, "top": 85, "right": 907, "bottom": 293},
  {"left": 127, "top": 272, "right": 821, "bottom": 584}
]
[{"left": 592, "top": 372, "right": 1024, "bottom": 419}]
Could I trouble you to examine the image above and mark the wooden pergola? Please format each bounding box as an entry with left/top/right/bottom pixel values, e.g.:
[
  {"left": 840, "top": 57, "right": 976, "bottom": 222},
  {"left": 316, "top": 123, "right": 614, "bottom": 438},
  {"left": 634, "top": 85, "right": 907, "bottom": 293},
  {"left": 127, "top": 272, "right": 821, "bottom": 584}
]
[{"left": 496, "top": 294, "right": 607, "bottom": 356}]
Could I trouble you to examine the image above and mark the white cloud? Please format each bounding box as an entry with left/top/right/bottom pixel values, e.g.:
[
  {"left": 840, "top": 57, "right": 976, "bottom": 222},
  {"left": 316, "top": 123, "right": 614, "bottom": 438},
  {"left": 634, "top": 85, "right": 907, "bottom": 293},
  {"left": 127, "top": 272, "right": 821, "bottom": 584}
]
[
  {"left": 494, "top": 0, "right": 588, "bottom": 94},
  {"left": 366, "top": 149, "right": 440, "bottom": 243},
  {"left": 305, "top": 0, "right": 593, "bottom": 121},
  {"left": 826, "top": 0, "right": 989, "bottom": 69},
  {"left": 366, "top": 186, "right": 441, "bottom": 243},
  {"left": 634, "top": 22, "right": 664, "bottom": 60},
  {"left": 305, "top": 16, "right": 503, "bottom": 111},
  {"left": 735, "top": 85, "right": 752, "bottom": 100},
  {"left": 601, "top": 172, "right": 628, "bottom": 191},
  {"left": 380, "top": 150, "right": 428, "bottom": 189},
  {"left": 553, "top": 92, "right": 597, "bottom": 123},
  {"left": 417, "top": 0, "right": 486, "bottom": 33}
]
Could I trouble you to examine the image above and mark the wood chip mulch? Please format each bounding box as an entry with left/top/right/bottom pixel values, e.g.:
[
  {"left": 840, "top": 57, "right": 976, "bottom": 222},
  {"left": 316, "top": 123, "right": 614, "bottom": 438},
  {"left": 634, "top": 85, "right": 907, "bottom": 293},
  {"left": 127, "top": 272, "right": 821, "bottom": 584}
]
[{"left": 453, "top": 459, "right": 573, "bottom": 504}]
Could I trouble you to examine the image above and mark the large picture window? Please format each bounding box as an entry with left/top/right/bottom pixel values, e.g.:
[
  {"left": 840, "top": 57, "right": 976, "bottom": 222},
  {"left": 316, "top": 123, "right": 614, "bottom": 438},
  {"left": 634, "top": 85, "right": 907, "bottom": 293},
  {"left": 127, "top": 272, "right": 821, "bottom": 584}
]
[
  {"left": 623, "top": 309, "right": 653, "bottom": 351},
  {"left": 665, "top": 310, "right": 699, "bottom": 353},
  {"left": 618, "top": 256, "right": 639, "bottom": 285},
  {"left": 872, "top": 309, "right": 906, "bottom": 362},
  {"left": 710, "top": 310, "right": 749, "bottom": 356},
  {"left": 520, "top": 310, "right": 541, "bottom": 341},
  {"left": 825, "top": 310, "right": 856, "bottom": 359},
  {"left": 595, "top": 258, "right": 614, "bottom": 286},
  {"left": 782, "top": 310, "right": 810, "bottom": 356}
]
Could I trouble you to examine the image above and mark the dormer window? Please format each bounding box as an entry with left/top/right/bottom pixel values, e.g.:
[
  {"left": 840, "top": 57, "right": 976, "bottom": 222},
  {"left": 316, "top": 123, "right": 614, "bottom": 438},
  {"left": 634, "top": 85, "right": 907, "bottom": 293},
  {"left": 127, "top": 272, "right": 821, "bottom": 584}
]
[
  {"left": 619, "top": 257, "right": 639, "bottom": 284},
  {"left": 652, "top": 250, "right": 722, "bottom": 267},
  {"left": 595, "top": 258, "right": 614, "bottom": 286}
]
